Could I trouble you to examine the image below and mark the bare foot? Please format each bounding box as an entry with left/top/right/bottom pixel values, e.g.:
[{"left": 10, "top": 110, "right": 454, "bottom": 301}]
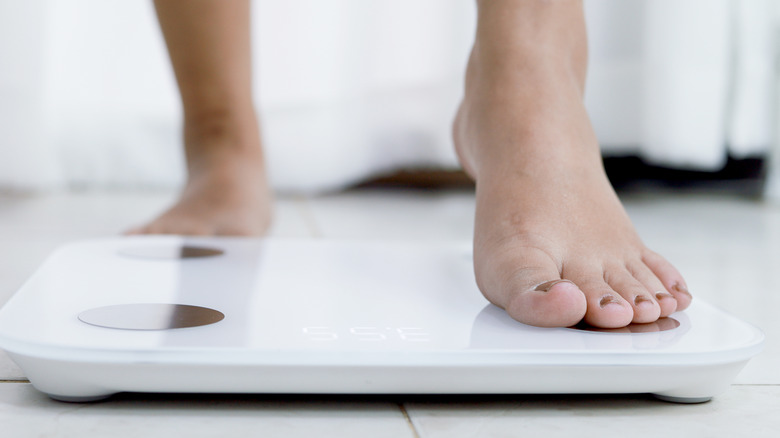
[
  {"left": 126, "top": 120, "right": 272, "bottom": 236},
  {"left": 454, "top": 48, "right": 691, "bottom": 329}
]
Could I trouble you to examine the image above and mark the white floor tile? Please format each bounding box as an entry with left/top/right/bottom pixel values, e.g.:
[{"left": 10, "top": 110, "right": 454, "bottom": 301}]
[
  {"left": 0, "top": 350, "right": 24, "bottom": 381},
  {"left": 303, "top": 189, "right": 475, "bottom": 240},
  {"left": 0, "top": 191, "right": 175, "bottom": 238},
  {"left": 0, "top": 383, "right": 416, "bottom": 438},
  {"left": 0, "top": 191, "right": 312, "bottom": 239},
  {"left": 405, "top": 385, "right": 780, "bottom": 438}
]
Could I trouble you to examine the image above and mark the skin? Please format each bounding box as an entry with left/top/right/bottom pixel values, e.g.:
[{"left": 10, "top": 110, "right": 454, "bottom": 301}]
[
  {"left": 132, "top": 0, "right": 692, "bottom": 328},
  {"left": 127, "top": 0, "right": 272, "bottom": 236}
]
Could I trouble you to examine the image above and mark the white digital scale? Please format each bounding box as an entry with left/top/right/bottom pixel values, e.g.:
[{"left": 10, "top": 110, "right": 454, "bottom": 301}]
[{"left": 0, "top": 237, "right": 764, "bottom": 403}]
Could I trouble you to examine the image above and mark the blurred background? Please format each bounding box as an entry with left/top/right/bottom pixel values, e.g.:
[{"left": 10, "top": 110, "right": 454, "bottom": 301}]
[{"left": 0, "top": 0, "right": 776, "bottom": 194}]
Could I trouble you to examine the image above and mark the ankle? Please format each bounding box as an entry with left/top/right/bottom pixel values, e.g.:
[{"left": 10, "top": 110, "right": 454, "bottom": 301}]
[
  {"left": 184, "top": 102, "right": 259, "bottom": 145},
  {"left": 182, "top": 107, "right": 263, "bottom": 170},
  {"left": 465, "top": 46, "right": 583, "bottom": 103}
]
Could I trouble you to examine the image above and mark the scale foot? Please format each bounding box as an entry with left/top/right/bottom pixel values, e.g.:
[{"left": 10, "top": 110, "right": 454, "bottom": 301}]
[
  {"left": 47, "top": 393, "right": 115, "bottom": 403},
  {"left": 652, "top": 394, "right": 712, "bottom": 404}
]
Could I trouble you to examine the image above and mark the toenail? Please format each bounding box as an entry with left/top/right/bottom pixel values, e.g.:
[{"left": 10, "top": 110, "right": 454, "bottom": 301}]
[
  {"left": 655, "top": 291, "right": 674, "bottom": 300},
  {"left": 634, "top": 295, "right": 654, "bottom": 306},
  {"left": 534, "top": 279, "right": 574, "bottom": 292},
  {"left": 671, "top": 282, "right": 692, "bottom": 298},
  {"left": 599, "top": 294, "right": 621, "bottom": 308}
]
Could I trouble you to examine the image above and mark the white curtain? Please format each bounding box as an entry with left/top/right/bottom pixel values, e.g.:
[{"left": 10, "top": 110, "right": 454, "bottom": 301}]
[
  {"left": 585, "top": 0, "right": 775, "bottom": 169},
  {"left": 0, "top": 0, "right": 775, "bottom": 193}
]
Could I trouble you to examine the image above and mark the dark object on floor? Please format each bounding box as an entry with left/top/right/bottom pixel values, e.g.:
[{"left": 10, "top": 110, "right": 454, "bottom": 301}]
[
  {"left": 356, "top": 156, "right": 766, "bottom": 197},
  {"left": 603, "top": 155, "right": 765, "bottom": 197},
  {"left": 357, "top": 169, "right": 475, "bottom": 190}
]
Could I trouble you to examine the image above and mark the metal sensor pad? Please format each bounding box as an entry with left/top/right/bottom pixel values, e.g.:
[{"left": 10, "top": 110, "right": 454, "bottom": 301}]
[
  {"left": 570, "top": 317, "right": 680, "bottom": 334},
  {"left": 78, "top": 304, "right": 225, "bottom": 330},
  {"left": 118, "top": 245, "right": 224, "bottom": 259}
]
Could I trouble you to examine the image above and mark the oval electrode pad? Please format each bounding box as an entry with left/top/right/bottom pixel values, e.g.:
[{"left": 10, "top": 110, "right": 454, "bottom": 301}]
[
  {"left": 570, "top": 317, "right": 680, "bottom": 334},
  {"left": 118, "top": 245, "right": 224, "bottom": 259},
  {"left": 78, "top": 304, "right": 225, "bottom": 330}
]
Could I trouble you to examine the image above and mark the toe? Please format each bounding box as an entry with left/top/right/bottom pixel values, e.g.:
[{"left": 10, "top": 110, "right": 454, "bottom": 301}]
[
  {"left": 631, "top": 293, "right": 661, "bottom": 323},
  {"left": 604, "top": 266, "right": 661, "bottom": 324},
  {"left": 653, "top": 291, "right": 678, "bottom": 317},
  {"left": 505, "top": 278, "right": 587, "bottom": 328},
  {"left": 626, "top": 261, "right": 678, "bottom": 317},
  {"left": 574, "top": 275, "right": 634, "bottom": 328},
  {"left": 476, "top": 246, "right": 587, "bottom": 328},
  {"left": 642, "top": 250, "right": 692, "bottom": 311}
]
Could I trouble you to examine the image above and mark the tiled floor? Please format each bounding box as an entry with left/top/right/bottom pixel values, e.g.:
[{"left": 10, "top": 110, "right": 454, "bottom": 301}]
[{"left": 0, "top": 188, "right": 777, "bottom": 437}]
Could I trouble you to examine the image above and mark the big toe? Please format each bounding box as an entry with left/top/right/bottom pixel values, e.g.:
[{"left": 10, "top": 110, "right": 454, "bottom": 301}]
[
  {"left": 476, "top": 247, "right": 587, "bottom": 328},
  {"left": 507, "top": 279, "right": 588, "bottom": 327}
]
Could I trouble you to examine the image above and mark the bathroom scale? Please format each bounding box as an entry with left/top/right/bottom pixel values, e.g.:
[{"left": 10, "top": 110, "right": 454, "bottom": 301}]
[{"left": 0, "top": 237, "right": 764, "bottom": 403}]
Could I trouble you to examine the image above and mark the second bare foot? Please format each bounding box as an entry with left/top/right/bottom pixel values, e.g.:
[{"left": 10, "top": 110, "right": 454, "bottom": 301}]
[{"left": 126, "top": 119, "right": 272, "bottom": 236}]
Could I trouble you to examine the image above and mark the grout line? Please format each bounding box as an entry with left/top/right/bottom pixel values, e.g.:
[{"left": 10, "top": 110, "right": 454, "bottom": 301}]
[
  {"left": 733, "top": 383, "right": 780, "bottom": 386},
  {"left": 399, "top": 404, "right": 422, "bottom": 438},
  {"left": 0, "top": 379, "right": 30, "bottom": 383},
  {"left": 294, "top": 195, "right": 324, "bottom": 238}
]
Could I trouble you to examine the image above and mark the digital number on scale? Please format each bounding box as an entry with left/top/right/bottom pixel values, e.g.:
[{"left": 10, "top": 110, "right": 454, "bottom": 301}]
[{"left": 302, "top": 326, "right": 431, "bottom": 342}]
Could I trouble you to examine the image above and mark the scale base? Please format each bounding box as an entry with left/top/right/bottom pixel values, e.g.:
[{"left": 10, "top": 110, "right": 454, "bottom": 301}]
[
  {"left": 10, "top": 351, "right": 745, "bottom": 404},
  {"left": 48, "top": 394, "right": 713, "bottom": 405},
  {"left": 0, "top": 238, "right": 765, "bottom": 405}
]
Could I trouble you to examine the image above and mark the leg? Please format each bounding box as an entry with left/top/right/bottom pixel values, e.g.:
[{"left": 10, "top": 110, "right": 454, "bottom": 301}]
[
  {"left": 128, "top": 0, "right": 271, "bottom": 236},
  {"left": 454, "top": 0, "right": 692, "bottom": 328}
]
